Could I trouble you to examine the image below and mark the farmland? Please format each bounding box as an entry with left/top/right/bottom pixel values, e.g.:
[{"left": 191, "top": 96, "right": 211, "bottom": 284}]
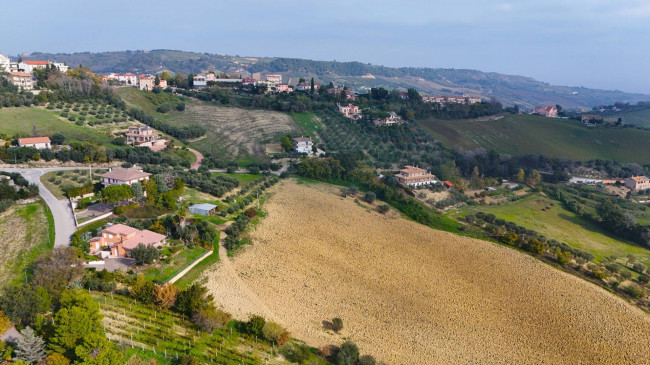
[
  {"left": 605, "top": 108, "right": 650, "bottom": 127},
  {"left": 418, "top": 113, "right": 650, "bottom": 164},
  {"left": 452, "top": 194, "right": 650, "bottom": 266},
  {"left": 205, "top": 179, "right": 650, "bottom": 364},
  {"left": 0, "top": 202, "right": 51, "bottom": 284}
]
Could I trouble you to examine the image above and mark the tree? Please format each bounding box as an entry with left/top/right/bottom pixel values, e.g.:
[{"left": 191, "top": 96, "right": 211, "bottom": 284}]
[
  {"left": 130, "top": 182, "right": 143, "bottom": 199},
  {"left": 331, "top": 317, "right": 343, "bottom": 332},
  {"left": 130, "top": 244, "right": 160, "bottom": 265},
  {"left": 174, "top": 284, "right": 214, "bottom": 317},
  {"left": 514, "top": 169, "right": 525, "bottom": 183},
  {"left": 262, "top": 322, "right": 290, "bottom": 345},
  {"left": 0, "top": 310, "right": 10, "bottom": 334},
  {"left": 280, "top": 135, "right": 293, "bottom": 152},
  {"left": 246, "top": 315, "right": 266, "bottom": 337},
  {"left": 310, "top": 77, "right": 315, "bottom": 94},
  {"left": 43, "top": 353, "right": 70, "bottom": 365},
  {"left": 155, "top": 283, "right": 178, "bottom": 309},
  {"left": 336, "top": 341, "right": 360, "bottom": 365},
  {"left": 15, "top": 327, "right": 46, "bottom": 364},
  {"left": 359, "top": 355, "right": 377, "bottom": 365},
  {"left": 50, "top": 133, "right": 65, "bottom": 145},
  {"left": 470, "top": 166, "right": 481, "bottom": 188},
  {"left": 100, "top": 184, "right": 134, "bottom": 204},
  {"left": 363, "top": 192, "right": 376, "bottom": 204},
  {"left": 556, "top": 251, "right": 572, "bottom": 266},
  {"left": 193, "top": 308, "right": 231, "bottom": 333},
  {"left": 525, "top": 169, "right": 541, "bottom": 187},
  {"left": 130, "top": 275, "right": 157, "bottom": 304}
]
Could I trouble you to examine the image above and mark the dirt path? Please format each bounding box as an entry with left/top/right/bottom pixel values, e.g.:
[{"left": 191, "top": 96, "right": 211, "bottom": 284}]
[{"left": 206, "top": 179, "right": 650, "bottom": 365}]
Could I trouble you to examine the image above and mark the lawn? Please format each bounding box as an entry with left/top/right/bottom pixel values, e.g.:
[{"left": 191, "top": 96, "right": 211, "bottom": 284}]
[
  {"left": 291, "top": 112, "right": 322, "bottom": 139},
  {"left": 173, "top": 233, "right": 220, "bottom": 289},
  {"left": 141, "top": 245, "right": 207, "bottom": 282},
  {"left": 0, "top": 107, "right": 116, "bottom": 145},
  {"left": 0, "top": 201, "right": 51, "bottom": 284},
  {"left": 212, "top": 172, "right": 262, "bottom": 187},
  {"left": 452, "top": 194, "right": 650, "bottom": 266},
  {"left": 418, "top": 113, "right": 650, "bottom": 164}
]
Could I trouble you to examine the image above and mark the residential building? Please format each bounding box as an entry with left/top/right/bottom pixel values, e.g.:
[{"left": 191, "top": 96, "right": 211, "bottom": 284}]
[
  {"left": 18, "top": 60, "right": 50, "bottom": 73},
  {"left": 205, "top": 73, "right": 217, "bottom": 82},
  {"left": 581, "top": 114, "right": 603, "bottom": 123},
  {"left": 276, "top": 84, "right": 292, "bottom": 93},
  {"left": 625, "top": 176, "right": 650, "bottom": 191},
  {"left": 423, "top": 95, "right": 482, "bottom": 105},
  {"left": 189, "top": 203, "right": 218, "bottom": 216},
  {"left": 18, "top": 137, "right": 51, "bottom": 149},
  {"left": 443, "top": 181, "right": 454, "bottom": 189},
  {"left": 126, "top": 126, "right": 156, "bottom": 144},
  {"left": 395, "top": 166, "right": 438, "bottom": 187},
  {"left": 0, "top": 52, "right": 10, "bottom": 72},
  {"left": 117, "top": 73, "right": 137, "bottom": 86},
  {"left": 158, "top": 79, "right": 167, "bottom": 88},
  {"left": 242, "top": 78, "right": 256, "bottom": 85},
  {"left": 89, "top": 223, "right": 166, "bottom": 258},
  {"left": 295, "top": 81, "right": 320, "bottom": 92},
  {"left": 193, "top": 74, "right": 207, "bottom": 88},
  {"left": 138, "top": 75, "right": 156, "bottom": 91},
  {"left": 533, "top": 106, "right": 558, "bottom": 118},
  {"left": 51, "top": 62, "right": 69, "bottom": 73},
  {"left": 100, "top": 166, "right": 151, "bottom": 187},
  {"left": 373, "top": 111, "right": 403, "bottom": 126},
  {"left": 8, "top": 72, "right": 34, "bottom": 90},
  {"left": 292, "top": 136, "right": 314, "bottom": 154},
  {"left": 266, "top": 74, "right": 282, "bottom": 83},
  {"left": 338, "top": 103, "right": 363, "bottom": 120}
]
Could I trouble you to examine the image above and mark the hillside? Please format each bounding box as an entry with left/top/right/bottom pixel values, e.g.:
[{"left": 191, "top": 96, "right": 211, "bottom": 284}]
[
  {"left": 25, "top": 50, "right": 650, "bottom": 109},
  {"left": 205, "top": 179, "right": 650, "bottom": 364},
  {"left": 418, "top": 113, "right": 650, "bottom": 164},
  {"left": 605, "top": 108, "right": 650, "bottom": 128}
]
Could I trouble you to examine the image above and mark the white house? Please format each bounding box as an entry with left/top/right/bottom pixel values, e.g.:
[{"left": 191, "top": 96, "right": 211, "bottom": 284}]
[
  {"left": 138, "top": 75, "right": 156, "bottom": 91},
  {"left": 193, "top": 74, "right": 207, "bottom": 88},
  {"left": 18, "top": 137, "right": 51, "bottom": 149},
  {"left": 117, "top": 73, "right": 137, "bottom": 86},
  {"left": 292, "top": 136, "right": 314, "bottom": 154},
  {"left": 0, "top": 52, "right": 10, "bottom": 72},
  {"left": 51, "top": 62, "right": 69, "bottom": 73},
  {"left": 8, "top": 72, "right": 34, "bottom": 90},
  {"left": 373, "top": 111, "right": 403, "bottom": 126},
  {"left": 266, "top": 74, "right": 282, "bottom": 83},
  {"left": 18, "top": 60, "right": 50, "bottom": 73},
  {"left": 99, "top": 166, "right": 151, "bottom": 187}
]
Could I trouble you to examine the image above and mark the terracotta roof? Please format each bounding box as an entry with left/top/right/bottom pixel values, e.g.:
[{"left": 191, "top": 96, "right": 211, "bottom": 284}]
[
  {"left": 630, "top": 176, "right": 649, "bottom": 182},
  {"left": 122, "top": 73, "right": 136, "bottom": 76},
  {"left": 103, "top": 223, "right": 139, "bottom": 237},
  {"left": 18, "top": 137, "right": 50, "bottom": 144},
  {"left": 23, "top": 60, "right": 49, "bottom": 65},
  {"left": 122, "top": 230, "right": 166, "bottom": 250},
  {"left": 100, "top": 167, "right": 151, "bottom": 182},
  {"left": 10, "top": 72, "right": 32, "bottom": 77}
]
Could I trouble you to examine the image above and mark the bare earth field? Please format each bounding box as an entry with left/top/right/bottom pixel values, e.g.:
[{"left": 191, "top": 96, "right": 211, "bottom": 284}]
[
  {"left": 180, "top": 104, "right": 299, "bottom": 158},
  {"left": 204, "top": 180, "right": 650, "bottom": 364}
]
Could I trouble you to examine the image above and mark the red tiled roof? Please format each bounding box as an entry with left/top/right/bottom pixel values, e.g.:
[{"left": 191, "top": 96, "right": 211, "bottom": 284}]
[
  {"left": 23, "top": 60, "right": 49, "bottom": 65},
  {"left": 103, "top": 223, "right": 139, "bottom": 236},
  {"left": 18, "top": 137, "right": 50, "bottom": 144},
  {"left": 122, "top": 230, "right": 166, "bottom": 250},
  {"left": 100, "top": 167, "right": 151, "bottom": 182},
  {"left": 10, "top": 72, "right": 32, "bottom": 77}
]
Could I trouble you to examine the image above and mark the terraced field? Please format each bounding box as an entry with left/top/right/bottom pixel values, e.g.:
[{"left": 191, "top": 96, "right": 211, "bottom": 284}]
[
  {"left": 206, "top": 179, "right": 650, "bottom": 364},
  {"left": 418, "top": 113, "right": 650, "bottom": 164},
  {"left": 176, "top": 104, "right": 299, "bottom": 160}
]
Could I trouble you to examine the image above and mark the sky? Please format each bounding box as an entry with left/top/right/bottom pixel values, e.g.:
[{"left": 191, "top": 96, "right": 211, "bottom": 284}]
[{"left": 2, "top": 0, "right": 649, "bottom": 94}]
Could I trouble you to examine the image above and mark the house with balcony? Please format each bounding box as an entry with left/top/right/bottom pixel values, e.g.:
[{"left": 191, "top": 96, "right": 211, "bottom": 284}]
[
  {"left": 395, "top": 165, "right": 438, "bottom": 187},
  {"left": 126, "top": 126, "right": 156, "bottom": 144},
  {"left": 8, "top": 72, "right": 34, "bottom": 90},
  {"left": 193, "top": 74, "right": 207, "bottom": 89},
  {"left": 338, "top": 103, "right": 363, "bottom": 120}
]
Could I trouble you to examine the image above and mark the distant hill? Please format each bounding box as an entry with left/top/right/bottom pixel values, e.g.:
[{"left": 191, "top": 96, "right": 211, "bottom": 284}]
[
  {"left": 25, "top": 49, "right": 650, "bottom": 109},
  {"left": 418, "top": 113, "right": 650, "bottom": 164}
]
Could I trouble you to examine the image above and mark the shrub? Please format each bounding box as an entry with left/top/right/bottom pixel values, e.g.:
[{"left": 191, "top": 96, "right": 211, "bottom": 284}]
[
  {"left": 178, "top": 356, "right": 197, "bottom": 365},
  {"left": 624, "top": 283, "right": 646, "bottom": 299},
  {"left": 246, "top": 315, "right": 266, "bottom": 337},
  {"left": 633, "top": 263, "right": 646, "bottom": 273},
  {"left": 638, "top": 274, "right": 649, "bottom": 285},
  {"left": 556, "top": 251, "right": 572, "bottom": 266},
  {"left": 363, "top": 192, "right": 376, "bottom": 204},
  {"left": 331, "top": 317, "right": 343, "bottom": 332},
  {"left": 262, "top": 322, "right": 289, "bottom": 345},
  {"left": 377, "top": 204, "right": 390, "bottom": 214},
  {"left": 193, "top": 308, "right": 231, "bottom": 333},
  {"left": 336, "top": 341, "right": 360, "bottom": 365},
  {"left": 130, "top": 244, "right": 160, "bottom": 265},
  {"left": 605, "top": 263, "right": 621, "bottom": 274}
]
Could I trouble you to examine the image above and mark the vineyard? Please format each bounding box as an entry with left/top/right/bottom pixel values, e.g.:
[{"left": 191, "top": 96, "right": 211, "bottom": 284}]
[{"left": 93, "top": 292, "right": 286, "bottom": 364}]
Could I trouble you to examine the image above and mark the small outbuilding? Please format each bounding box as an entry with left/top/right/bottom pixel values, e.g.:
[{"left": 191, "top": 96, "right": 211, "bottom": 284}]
[{"left": 189, "top": 203, "right": 218, "bottom": 216}]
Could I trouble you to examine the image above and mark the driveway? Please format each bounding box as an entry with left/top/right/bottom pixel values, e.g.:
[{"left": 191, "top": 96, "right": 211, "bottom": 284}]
[{"left": 2, "top": 167, "right": 83, "bottom": 247}]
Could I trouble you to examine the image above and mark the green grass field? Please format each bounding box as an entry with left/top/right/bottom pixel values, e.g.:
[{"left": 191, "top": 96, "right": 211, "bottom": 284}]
[
  {"left": 291, "top": 112, "right": 322, "bottom": 139},
  {"left": 0, "top": 107, "right": 115, "bottom": 144},
  {"left": 142, "top": 245, "right": 207, "bottom": 282},
  {"left": 452, "top": 194, "right": 650, "bottom": 266},
  {"left": 174, "top": 233, "right": 220, "bottom": 289},
  {"left": 418, "top": 113, "right": 650, "bottom": 164},
  {"left": 605, "top": 108, "right": 650, "bottom": 128},
  {"left": 212, "top": 172, "right": 262, "bottom": 186}
]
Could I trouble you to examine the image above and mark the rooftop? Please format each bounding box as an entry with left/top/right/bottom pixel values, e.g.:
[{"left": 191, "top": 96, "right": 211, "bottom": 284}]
[
  {"left": 292, "top": 136, "right": 312, "bottom": 142},
  {"left": 122, "top": 230, "right": 167, "bottom": 250},
  {"left": 400, "top": 165, "right": 427, "bottom": 174},
  {"left": 100, "top": 167, "right": 151, "bottom": 182},
  {"left": 10, "top": 72, "right": 32, "bottom": 77},
  {"left": 103, "top": 223, "right": 139, "bottom": 237},
  {"left": 630, "top": 176, "right": 650, "bottom": 182},
  {"left": 18, "top": 137, "right": 50, "bottom": 144},
  {"left": 191, "top": 203, "right": 218, "bottom": 210},
  {"left": 22, "top": 60, "right": 49, "bottom": 65}
]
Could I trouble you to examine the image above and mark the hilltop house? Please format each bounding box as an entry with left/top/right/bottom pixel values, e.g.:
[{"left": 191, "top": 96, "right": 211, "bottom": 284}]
[
  {"left": 18, "top": 137, "right": 51, "bottom": 149},
  {"left": 18, "top": 60, "right": 49, "bottom": 73},
  {"left": 373, "top": 111, "right": 403, "bottom": 126},
  {"left": 100, "top": 166, "right": 151, "bottom": 187},
  {"left": 292, "top": 136, "right": 314, "bottom": 154},
  {"left": 581, "top": 114, "right": 603, "bottom": 123},
  {"left": 625, "top": 176, "right": 650, "bottom": 192},
  {"left": 138, "top": 75, "right": 155, "bottom": 91},
  {"left": 276, "top": 84, "right": 293, "bottom": 93},
  {"left": 338, "top": 103, "right": 363, "bottom": 120},
  {"left": 266, "top": 74, "right": 282, "bottom": 83},
  {"left": 126, "top": 126, "right": 156, "bottom": 144},
  {"left": 533, "top": 106, "right": 558, "bottom": 118},
  {"left": 8, "top": 72, "right": 34, "bottom": 90},
  {"left": 295, "top": 81, "right": 320, "bottom": 92},
  {"left": 395, "top": 166, "right": 438, "bottom": 187},
  {"left": 117, "top": 73, "right": 137, "bottom": 86},
  {"left": 193, "top": 74, "right": 207, "bottom": 89},
  {"left": 89, "top": 223, "right": 166, "bottom": 258},
  {"left": 158, "top": 79, "right": 167, "bottom": 88},
  {"left": 0, "top": 52, "right": 10, "bottom": 72}
]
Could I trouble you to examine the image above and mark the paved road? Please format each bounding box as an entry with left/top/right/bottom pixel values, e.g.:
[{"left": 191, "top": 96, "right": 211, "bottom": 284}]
[{"left": 2, "top": 167, "right": 84, "bottom": 247}]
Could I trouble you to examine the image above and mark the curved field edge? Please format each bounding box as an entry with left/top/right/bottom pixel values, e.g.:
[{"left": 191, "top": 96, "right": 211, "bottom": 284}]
[{"left": 206, "top": 179, "right": 650, "bottom": 365}]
